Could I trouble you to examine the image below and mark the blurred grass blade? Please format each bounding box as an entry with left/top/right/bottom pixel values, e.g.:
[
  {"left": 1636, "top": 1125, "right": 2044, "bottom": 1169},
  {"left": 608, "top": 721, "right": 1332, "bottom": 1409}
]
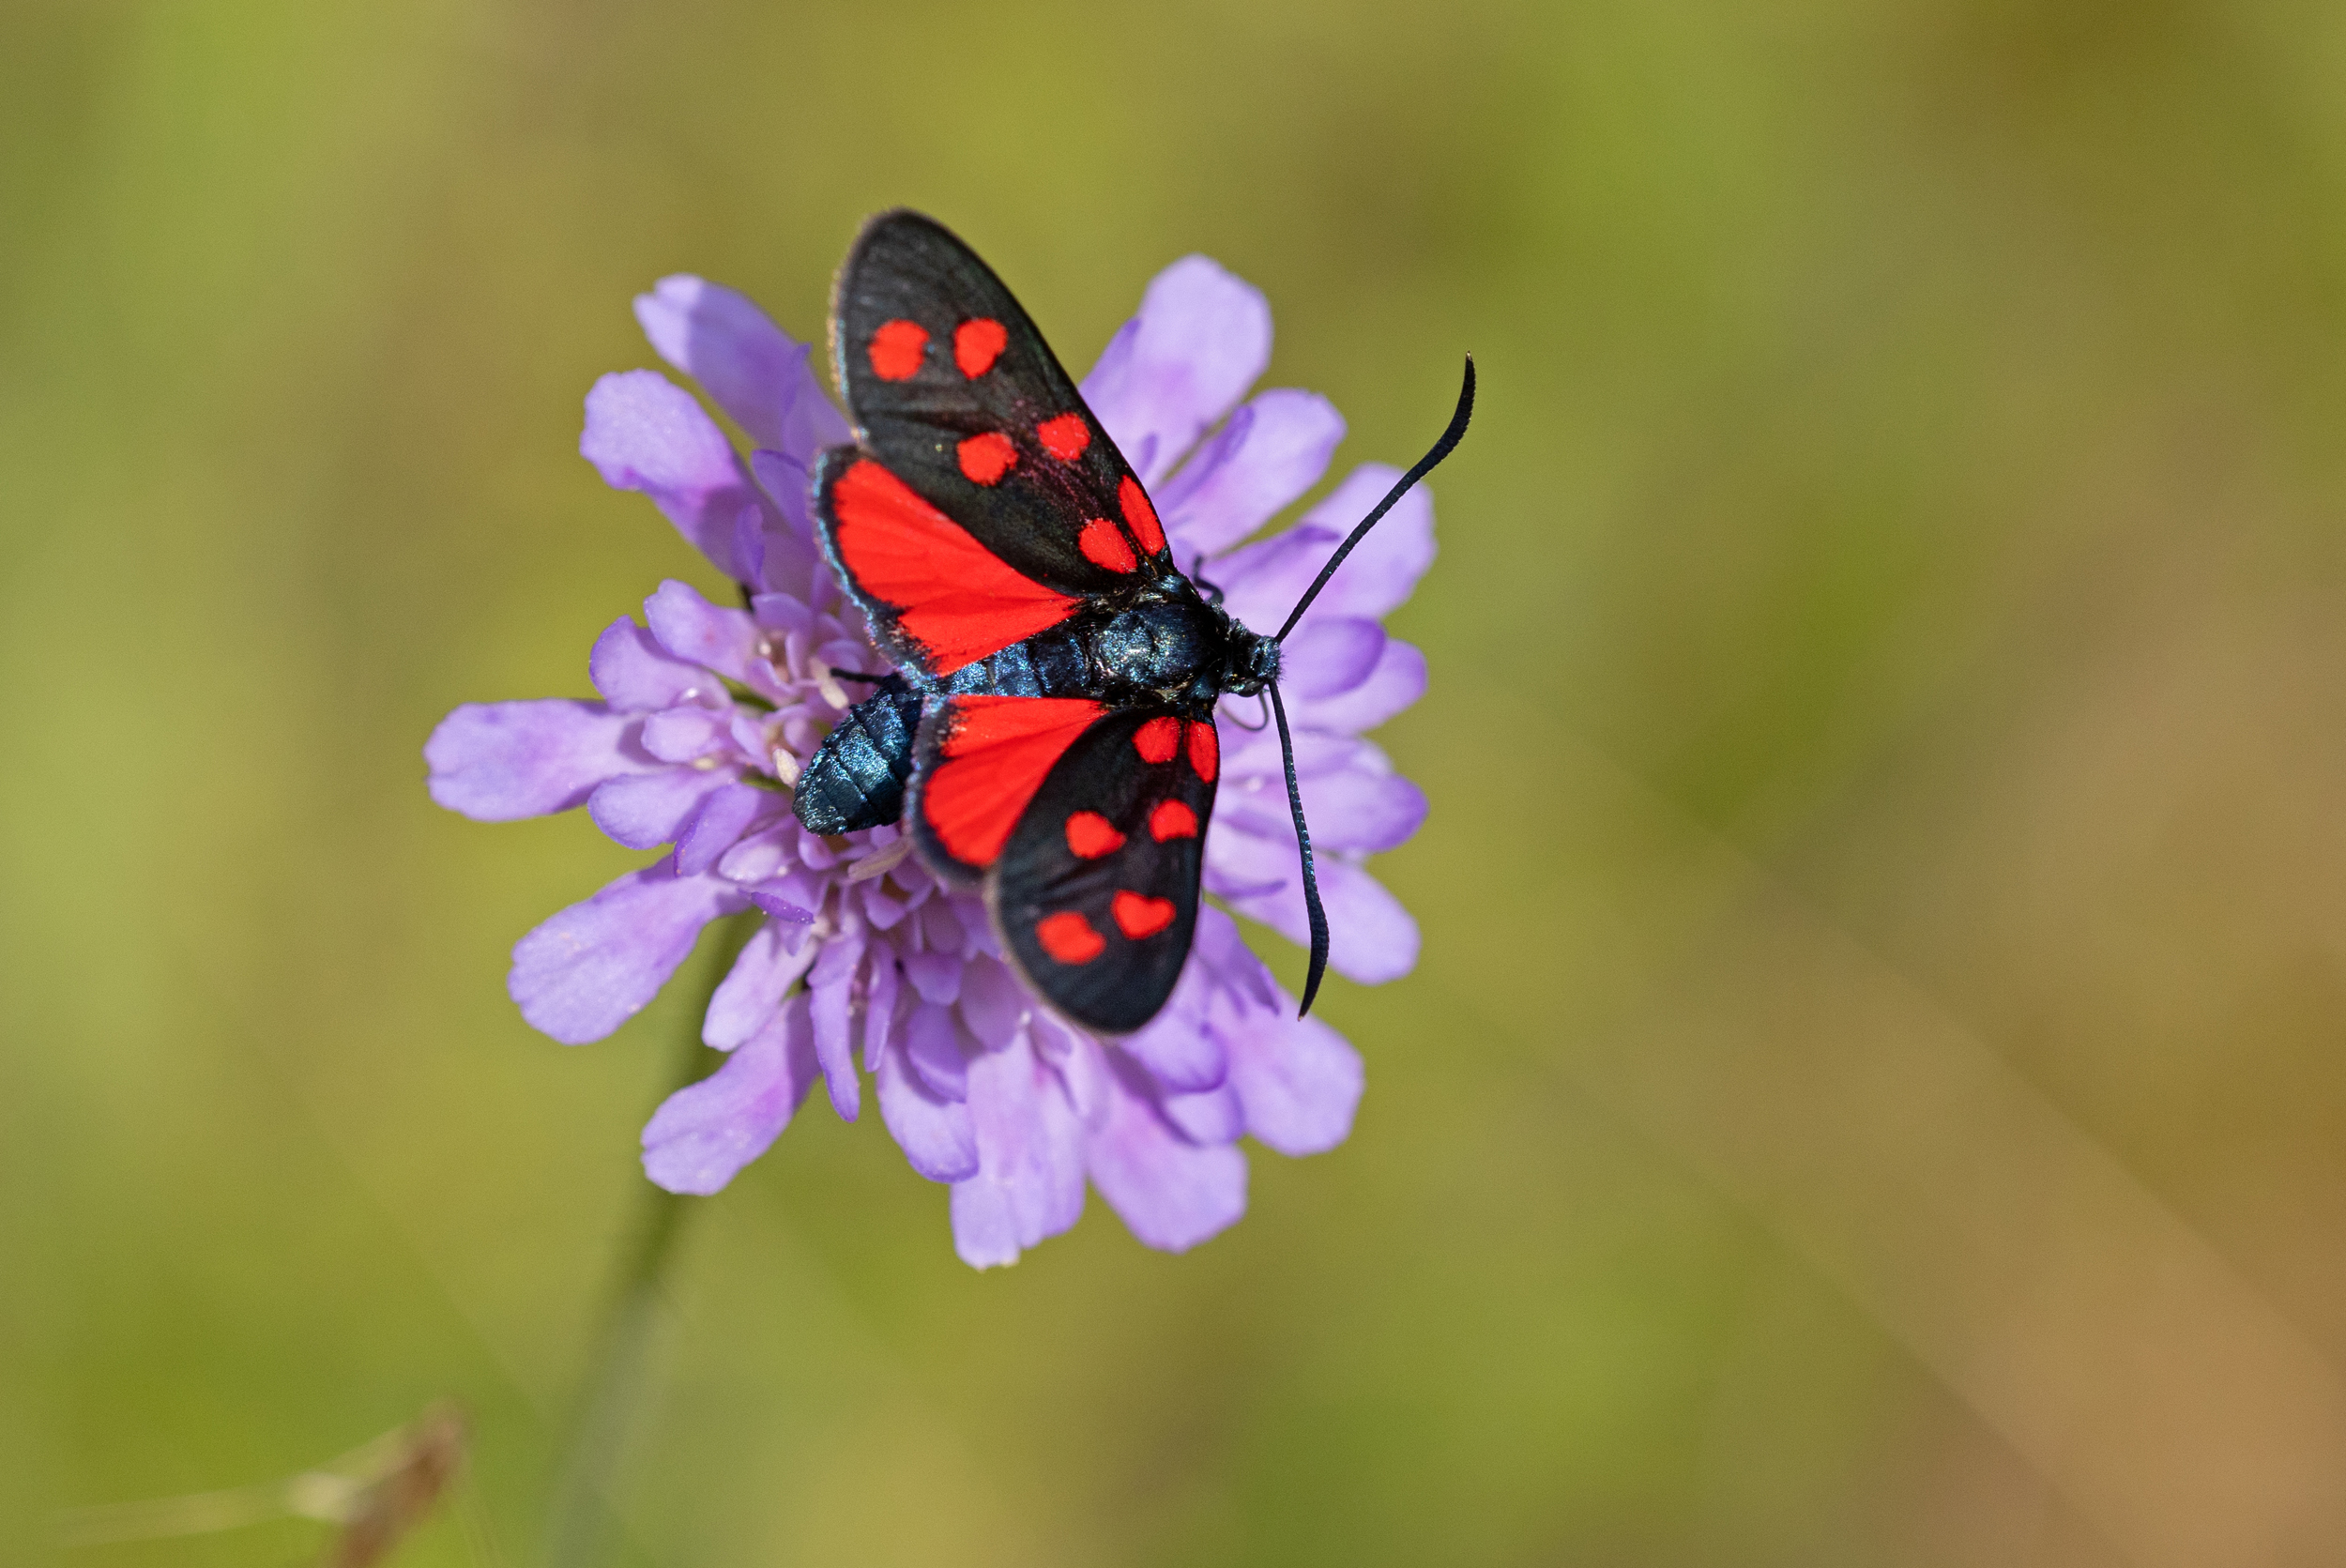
[
  {"left": 541, "top": 911, "right": 758, "bottom": 1568},
  {"left": 57, "top": 1399, "right": 467, "bottom": 1560}
]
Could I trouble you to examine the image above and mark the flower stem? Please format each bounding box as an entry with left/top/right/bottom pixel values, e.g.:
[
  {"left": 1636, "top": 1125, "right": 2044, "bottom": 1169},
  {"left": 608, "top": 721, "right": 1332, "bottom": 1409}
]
[{"left": 541, "top": 908, "right": 757, "bottom": 1568}]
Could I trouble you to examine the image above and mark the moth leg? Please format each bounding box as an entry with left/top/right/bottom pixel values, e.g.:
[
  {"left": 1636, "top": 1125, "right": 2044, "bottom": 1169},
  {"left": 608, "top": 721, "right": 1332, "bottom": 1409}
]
[
  {"left": 793, "top": 677, "right": 925, "bottom": 834},
  {"left": 1191, "top": 558, "right": 1226, "bottom": 605}
]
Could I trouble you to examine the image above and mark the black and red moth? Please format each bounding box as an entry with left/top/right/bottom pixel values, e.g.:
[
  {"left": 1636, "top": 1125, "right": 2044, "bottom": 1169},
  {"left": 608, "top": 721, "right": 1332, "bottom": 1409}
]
[{"left": 793, "top": 210, "right": 1471, "bottom": 1035}]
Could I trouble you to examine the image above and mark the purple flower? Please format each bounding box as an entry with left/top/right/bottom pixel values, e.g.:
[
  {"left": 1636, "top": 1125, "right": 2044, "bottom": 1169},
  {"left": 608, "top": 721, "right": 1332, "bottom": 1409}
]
[{"left": 426, "top": 258, "right": 1434, "bottom": 1267}]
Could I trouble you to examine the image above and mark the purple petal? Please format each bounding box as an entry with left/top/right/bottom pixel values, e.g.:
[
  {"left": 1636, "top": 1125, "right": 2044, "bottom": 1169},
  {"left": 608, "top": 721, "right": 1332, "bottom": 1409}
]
[
  {"left": 642, "top": 580, "right": 765, "bottom": 686},
  {"left": 921, "top": 898, "right": 971, "bottom": 957},
  {"left": 424, "top": 700, "right": 644, "bottom": 821},
  {"left": 1158, "top": 389, "right": 1345, "bottom": 560},
  {"left": 901, "top": 949, "right": 963, "bottom": 1006},
  {"left": 509, "top": 866, "right": 746, "bottom": 1044},
  {"left": 639, "top": 706, "right": 733, "bottom": 763},
  {"left": 956, "top": 956, "right": 1030, "bottom": 1049},
  {"left": 1215, "top": 719, "right": 1359, "bottom": 784},
  {"left": 1215, "top": 737, "right": 1423, "bottom": 855},
  {"left": 749, "top": 887, "right": 818, "bottom": 924},
  {"left": 676, "top": 782, "right": 779, "bottom": 876},
  {"left": 1286, "top": 766, "right": 1427, "bottom": 855},
  {"left": 861, "top": 947, "right": 900, "bottom": 1071},
  {"left": 1214, "top": 852, "right": 1419, "bottom": 985},
  {"left": 807, "top": 935, "right": 864, "bottom": 1120},
  {"left": 642, "top": 997, "right": 819, "bottom": 1194},
  {"left": 1080, "top": 255, "right": 1271, "bottom": 487},
  {"left": 726, "top": 709, "right": 774, "bottom": 763},
  {"left": 950, "top": 1031, "right": 1086, "bottom": 1269},
  {"left": 703, "top": 917, "right": 819, "bottom": 1049},
  {"left": 633, "top": 276, "right": 850, "bottom": 461},
  {"left": 1120, "top": 1003, "right": 1228, "bottom": 1094},
  {"left": 877, "top": 1037, "right": 980, "bottom": 1182},
  {"left": 905, "top": 1001, "right": 969, "bottom": 1101},
  {"left": 1288, "top": 637, "right": 1426, "bottom": 735},
  {"left": 1274, "top": 617, "right": 1386, "bottom": 702},
  {"left": 747, "top": 449, "right": 826, "bottom": 597},
  {"left": 1216, "top": 464, "right": 1435, "bottom": 635},
  {"left": 748, "top": 448, "right": 820, "bottom": 534},
  {"left": 587, "top": 768, "right": 735, "bottom": 851},
  {"left": 730, "top": 505, "right": 766, "bottom": 591},
  {"left": 1200, "top": 828, "right": 1292, "bottom": 904},
  {"left": 1294, "top": 464, "right": 1438, "bottom": 614},
  {"left": 751, "top": 589, "right": 815, "bottom": 643},
  {"left": 861, "top": 877, "right": 910, "bottom": 930},
  {"left": 1086, "top": 1055, "right": 1248, "bottom": 1254},
  {"left": 947, "top": 1183, "right": 1019, "bottom": 1270},
  {"left": 1226, "top": 1007, "right": 1363, "bottom": 1157},
  {"left": 589, "top": 618, "right": 724, "bottom": 712},
  {"left": 581, "top": 370, "right": 766, "bottom": 583},
  {"left": 1158, "top": 1081, "right": 1245, "bottom": 1146},
  {"left": 1187, "top": 905, "right": 1279, "bottom": 1010},
  {"left": 715, "top": 820, "right": 785, "bottom": 877},
  {"left": 1040, "top": 1023, "right": 1113, "bottom": 1129}
]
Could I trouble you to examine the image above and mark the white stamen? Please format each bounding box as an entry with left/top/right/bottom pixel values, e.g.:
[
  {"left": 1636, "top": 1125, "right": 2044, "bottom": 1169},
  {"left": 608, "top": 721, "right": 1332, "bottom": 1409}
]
[
  {"left": 846, "top": 835, "right": 916, "bottom": 883},
  {"left": 769, "top": 745, "right": 801, "bottom": 786},
  {"left": 811, "top": 658, "right": 850, "bottom": 711}
]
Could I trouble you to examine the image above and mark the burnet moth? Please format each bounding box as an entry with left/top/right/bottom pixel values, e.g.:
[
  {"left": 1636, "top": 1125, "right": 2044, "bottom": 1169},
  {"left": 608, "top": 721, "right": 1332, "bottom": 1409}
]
[{"left": 794, "top": 211, "right": 1471, "bottom": 1034}]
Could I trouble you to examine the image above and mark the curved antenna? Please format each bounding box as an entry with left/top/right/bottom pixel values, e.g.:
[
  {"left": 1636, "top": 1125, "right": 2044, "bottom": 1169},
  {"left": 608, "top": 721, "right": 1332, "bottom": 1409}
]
[
  {"left": 1225, "top": 692, "right": 1272, "bottom": 732},
  {"left": 1275, "top": 355, "right": 1475, "bottom": 644},
  {"left": 1269, "top": 682, "right": 1331, "bottom": 1017}
]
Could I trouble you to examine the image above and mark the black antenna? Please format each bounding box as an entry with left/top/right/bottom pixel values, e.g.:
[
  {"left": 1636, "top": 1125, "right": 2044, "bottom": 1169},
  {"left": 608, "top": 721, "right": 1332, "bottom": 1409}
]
[
  {"left": 1270, "top": 355, "right": 1475, "bottom": 1017},
  {"left": 1274, "top": 356, "right": 1475, "bottom": 644},
  {"left": 1269, "top": 682, "right": 1332, "bottom": 1016}
]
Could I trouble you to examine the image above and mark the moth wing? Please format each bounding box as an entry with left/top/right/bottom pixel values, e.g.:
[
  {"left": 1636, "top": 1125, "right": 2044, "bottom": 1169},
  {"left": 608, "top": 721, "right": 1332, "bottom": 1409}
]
[
  {"left": 813, "top": 450, "right": 1089, "bottom": 677},
  {"left": 988, "top": 706, "right": 1220, "bottom": 1036},
  {"left": 908, "top": 694, "right": 1111, "bottom": 885},
  {"left": 824, "top": 212, "right": 1173, "bottom": 626}
]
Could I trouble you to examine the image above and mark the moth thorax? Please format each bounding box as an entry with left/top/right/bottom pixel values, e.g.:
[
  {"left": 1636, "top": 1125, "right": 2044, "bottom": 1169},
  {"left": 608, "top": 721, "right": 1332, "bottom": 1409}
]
[{"left": 1093, "top": 601, "right": 1217, "bottom": 693}]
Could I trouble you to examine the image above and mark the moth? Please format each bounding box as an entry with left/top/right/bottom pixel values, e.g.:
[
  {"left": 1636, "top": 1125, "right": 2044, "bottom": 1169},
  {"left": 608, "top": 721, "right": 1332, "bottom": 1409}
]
[{"left": 793, "top": 210, "right": 1470, "bottom": 1034}]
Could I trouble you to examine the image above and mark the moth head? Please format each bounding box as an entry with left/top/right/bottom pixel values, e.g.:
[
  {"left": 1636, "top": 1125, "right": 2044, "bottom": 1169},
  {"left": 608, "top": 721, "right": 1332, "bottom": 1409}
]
[{"left": 1221, "top": 627, "right": 1282, "bottom": 698}]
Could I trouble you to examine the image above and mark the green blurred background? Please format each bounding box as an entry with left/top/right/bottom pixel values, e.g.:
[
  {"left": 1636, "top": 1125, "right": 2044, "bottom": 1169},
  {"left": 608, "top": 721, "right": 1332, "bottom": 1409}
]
[{"left": 8, "top": 0, "right": 2346, "bottom": 1562}]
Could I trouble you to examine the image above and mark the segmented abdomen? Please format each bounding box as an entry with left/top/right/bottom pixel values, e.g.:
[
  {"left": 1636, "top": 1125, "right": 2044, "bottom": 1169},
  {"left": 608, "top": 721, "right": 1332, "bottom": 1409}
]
[{"left": 792, "top": 679, "right": 924, "bottom": 834}]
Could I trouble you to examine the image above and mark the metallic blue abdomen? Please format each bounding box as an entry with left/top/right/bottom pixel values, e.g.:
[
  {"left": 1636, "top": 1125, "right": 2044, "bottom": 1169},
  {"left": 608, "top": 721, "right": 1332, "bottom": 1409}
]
[{"left": 792, "top": 677, "right": 924, "bottom": 835}]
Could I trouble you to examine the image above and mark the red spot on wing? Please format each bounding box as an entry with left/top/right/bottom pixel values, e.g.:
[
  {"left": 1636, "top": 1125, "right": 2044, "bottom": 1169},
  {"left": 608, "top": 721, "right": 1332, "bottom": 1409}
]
[
  {"left": 1078, "top": 518, "right": 1137, "bottom": 573},
  {"left": 954, "top": 318, "right": 1008, "bottom": 377},
  {"left": 1112, "top": 891, "right": 1177, "bottom": 940},
  {"left": 1133, "top": 716, "right": 1181, "bottom": 764},
  {"left": 829, "top": 460, "right": 1080, "bottom": 673},
  {"left": 1149, "top": 799, "right": 1198, "bottom": 842},
  {"left": 1186, "top": 720, "right": 1219, "bottom": 782},
  {"left": 1065, "top": 811, "right": 1125, "bottom": 860},
  {"left": 922, "top": 695, "right": 1106, "bottom": 868},
  {"left": 1120, "top": 476, "right": 1165, "bottom": 555},
  {"left": 869, "top": 320, "right": 927, "bottom": 381},
  {"left": 1037, "top": 414, "right": 1090, "bottom": 462},
  {"left": 957, "top": 432, "right": 1017, "bottom": 485},
  {"left": 1038, "top": 911, "right": 1105, "bottom": 965}
]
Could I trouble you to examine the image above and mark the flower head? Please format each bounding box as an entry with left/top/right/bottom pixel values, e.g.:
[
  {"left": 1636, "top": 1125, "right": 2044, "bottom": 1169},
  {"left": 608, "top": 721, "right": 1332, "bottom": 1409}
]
[{"left": 426, "top": 256, "right": 1433, "bottom": 1266}]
